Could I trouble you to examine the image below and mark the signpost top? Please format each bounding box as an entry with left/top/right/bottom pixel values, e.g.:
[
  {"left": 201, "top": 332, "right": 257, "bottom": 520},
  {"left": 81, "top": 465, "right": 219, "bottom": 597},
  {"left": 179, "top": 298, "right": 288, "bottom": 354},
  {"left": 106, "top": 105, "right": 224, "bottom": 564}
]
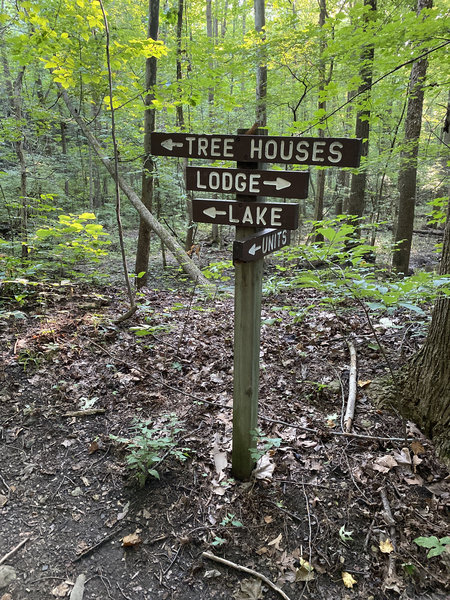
[{"left": 151, "top": 132, "right": 362, "bottom": 167}]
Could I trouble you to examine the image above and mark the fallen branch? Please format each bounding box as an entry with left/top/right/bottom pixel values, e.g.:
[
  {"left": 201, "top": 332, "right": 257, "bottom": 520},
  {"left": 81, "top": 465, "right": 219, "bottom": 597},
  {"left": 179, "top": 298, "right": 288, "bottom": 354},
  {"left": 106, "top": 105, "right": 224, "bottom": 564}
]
[
  {"left": 59, "top": 87, "right": 211, "bottom": 288},
  {"left": 202, "top": 551, "right": 292, "bottom": 600},
  {"left": 0, "top": 536, "right": 31, "bottom": 565},
  {"left": 380, "top": 489, "right": 397, "bottom": 580},
  {"left": 344, "top": 340, "right": 358, "bottom": 432},
  {"left": 73, "top": 530, "right": 120, "bottom": 562},
  {"left": 63, "top": 409, "right": 106, "bottom": 418}
]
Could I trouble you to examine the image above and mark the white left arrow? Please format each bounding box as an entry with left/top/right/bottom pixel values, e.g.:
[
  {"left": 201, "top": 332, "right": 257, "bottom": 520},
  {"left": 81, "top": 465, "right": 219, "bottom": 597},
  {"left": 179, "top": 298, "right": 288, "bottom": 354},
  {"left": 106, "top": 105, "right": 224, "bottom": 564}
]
[
  {"left": 249, "top": 243, "right": 262, "bottom": 256},
  {"left": 203, "top": 206, "right": 227, "bottom": 219},
  {"left": 161, "top": 138, "right": 184, "bottom": 151},
  {"left": 263, "top": 177, "right": 291, "bottom": 191}
]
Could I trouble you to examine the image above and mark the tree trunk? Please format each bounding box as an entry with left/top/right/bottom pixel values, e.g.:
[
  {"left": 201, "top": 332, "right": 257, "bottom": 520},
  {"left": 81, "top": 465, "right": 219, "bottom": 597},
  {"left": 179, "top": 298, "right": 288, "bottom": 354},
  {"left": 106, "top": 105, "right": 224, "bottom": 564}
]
[
  {"left": 135, "top": 0, "right": 160, "bottom": 288},
  {"left": 176, "top": 0, "right": 195, "bottom": 251},
  {"left": 254, "top": 0, "right": 267, "bottom": 126},
  {"left": 59, "top": 88, "right": 210, "bottom": 287},
  {"left": 392, "top": 0, "right": 433, "bottom": 275},
  {"left": 398, "top": 100, "right": 449, "bottom": 460},
  {"left": 401, "top": 196, "right": 450, "bottom": 460},
  {"left": 347, "top": 0, "right": 376, "bottom": 220},
  {"left": 314, "top": 0, "right": 328, "bottom": 241}
]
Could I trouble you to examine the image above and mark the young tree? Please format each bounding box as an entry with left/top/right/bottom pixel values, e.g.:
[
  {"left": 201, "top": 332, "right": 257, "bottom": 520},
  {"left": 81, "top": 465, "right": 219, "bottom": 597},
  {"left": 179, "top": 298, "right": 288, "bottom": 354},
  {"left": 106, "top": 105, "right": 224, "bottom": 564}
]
[
  {"left": 347, "top": 0, "right": 376, "bottom": 221},
  {"left": 135, "top": 0, "right": 160, "bottom": 289},
  {"left": 392, "top": 0, "right": 433, "bottom": 275}
]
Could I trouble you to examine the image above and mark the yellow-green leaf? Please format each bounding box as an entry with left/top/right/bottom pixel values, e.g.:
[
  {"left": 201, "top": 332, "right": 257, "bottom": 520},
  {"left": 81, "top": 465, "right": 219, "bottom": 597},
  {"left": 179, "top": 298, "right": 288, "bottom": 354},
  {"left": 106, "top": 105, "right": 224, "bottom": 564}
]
[{"left": 342, "top": 572, "right": 357, "bottom": 588}]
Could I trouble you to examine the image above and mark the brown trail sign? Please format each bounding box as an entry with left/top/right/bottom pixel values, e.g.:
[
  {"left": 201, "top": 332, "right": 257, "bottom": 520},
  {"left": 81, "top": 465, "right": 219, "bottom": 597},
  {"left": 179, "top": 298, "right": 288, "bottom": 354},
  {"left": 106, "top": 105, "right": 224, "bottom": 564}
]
[
  {"left": 233, "top": 229, "right": 291, "bottom": 262},
  {"left": 192, "top": 198, "right": 299, "bottom": 229},
  {"left": 151, "top": 128, "right": 362, "bottom": 481},
  {"left": 151, "top": 132, "right": 361, "bottom": 167},
  {"left": 186, "top": 166, "right": 309, "bottom": 199}
]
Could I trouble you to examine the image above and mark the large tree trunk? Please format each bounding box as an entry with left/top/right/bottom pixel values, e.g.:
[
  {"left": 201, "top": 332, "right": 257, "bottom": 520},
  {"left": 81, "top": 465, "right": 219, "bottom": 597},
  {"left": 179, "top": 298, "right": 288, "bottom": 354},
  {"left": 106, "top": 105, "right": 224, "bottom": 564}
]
[
  {"left": 401, "top": 198, "right": 450, "bottom": 460},
  {"left": 347, "top": 0, "right": 376, "bottom": 220},
  {"left": 135, "top": 0, "right": 160, "bottom": 289},
  {"left": 399, "top": 103, "right": 449, "bottom": 460},
  {"left": 392, "top": 0, "right": 433, "bottom": 275},
  {"left": 60, "top": 88, "right": 210, "bottom": 287}
]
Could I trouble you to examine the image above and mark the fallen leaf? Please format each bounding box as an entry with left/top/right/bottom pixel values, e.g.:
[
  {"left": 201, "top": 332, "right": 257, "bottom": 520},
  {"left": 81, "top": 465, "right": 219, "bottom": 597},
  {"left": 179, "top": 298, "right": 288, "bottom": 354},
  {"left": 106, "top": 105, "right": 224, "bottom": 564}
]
[
  {"left": 295, "top": 558, "right": 315, "bottom": 582},
  {"left": 88, "top": 441, "right": 99, "bottom": 454},
  {"left": 212, "top": 445, "right": 227, "bottom": 478},
  {"left": 51, "top": 582, "right": 70, "bottom": 597},
  {"left": 117, "top": 501, "right": 130, "bottom": 520},
  {"left": 393, "top": 447, "right": 411, "bottom": 466},
  {"left": 234, "top": 578, "right": 262, "bottom": 600},
  {"left": 373, "top": 455, "right": 398, "bottom": 473},
  {"left": 253, "top": 455, "right": 275, "bottom": 480},
  {"left": 358, "top": 379, "right": 372, "bottom": 388},
  {"left": 263, "top": 515, "right": 273, "bottom": 524},
  {"left": 380, "top": 539, "right": 394, "bottom": 554},
  {"left": 122, "top": 531, "right": 142, "bottom": 547},
  {"left": 342, "top": 572, "right": 357, "bottom": 588},
  {"left": 410, "top": 440, "right": 425, "bottom": 455},
  {"left": 268, "top": 533, "right": 283, "bottom": 551}
]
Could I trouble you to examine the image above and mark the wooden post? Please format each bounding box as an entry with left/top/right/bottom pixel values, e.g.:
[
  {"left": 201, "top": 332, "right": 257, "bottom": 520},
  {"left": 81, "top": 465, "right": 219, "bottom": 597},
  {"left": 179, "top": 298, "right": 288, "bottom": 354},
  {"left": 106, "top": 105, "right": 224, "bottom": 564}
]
[{"left": 232, "top": 128, "right": 266, "bottom": 480}]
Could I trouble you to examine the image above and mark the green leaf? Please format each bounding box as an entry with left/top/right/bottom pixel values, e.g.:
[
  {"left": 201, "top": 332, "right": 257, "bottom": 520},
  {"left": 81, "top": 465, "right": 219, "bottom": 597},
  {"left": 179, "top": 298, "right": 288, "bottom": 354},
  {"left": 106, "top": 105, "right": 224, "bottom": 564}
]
[{"left": 414, "top": 536, "right": 440, "bottom": 549}]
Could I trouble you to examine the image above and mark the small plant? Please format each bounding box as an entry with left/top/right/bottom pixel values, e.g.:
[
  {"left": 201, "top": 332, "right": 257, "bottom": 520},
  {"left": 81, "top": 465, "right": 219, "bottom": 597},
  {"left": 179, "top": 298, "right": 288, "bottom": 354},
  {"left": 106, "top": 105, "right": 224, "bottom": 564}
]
[
  {"left": 414, "top": 535, "right": 450, "bottom": 558},
  {"left": 220, "top": 513, "right": 243, "bottom": 527},
  {"left": 339, "top": 525, "right": 354, "bottom": 543},
  {"left": 110, "top": 414, "right": 189, "bottom": 486},
  {"left": 250, "top": 428, "right": 282, "bottom": 461}
]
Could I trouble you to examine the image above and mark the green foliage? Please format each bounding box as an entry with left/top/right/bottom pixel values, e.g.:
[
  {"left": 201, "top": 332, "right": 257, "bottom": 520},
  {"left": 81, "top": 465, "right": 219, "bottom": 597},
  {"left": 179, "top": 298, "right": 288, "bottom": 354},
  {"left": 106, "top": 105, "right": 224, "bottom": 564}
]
[
  {"left": 267, "top": 219, "right": 450, "bottom": 319},
  {"left": 32, "top": 212, "right": 110, "bottom": 279},
  {"left": 202, "top": 260, "right": 233, "bottom": 282},
  {"left": 426, "top": 197, "right": 448, "bottom": 226},
  {"left": 110, "top": 414, "right": 189, "bottom": 486},
  {"left": 250, "top": 428, "right": 282, "bottom": 462},
  {"left": 414, "top": 535, "right": 450, "bottom": 558}
]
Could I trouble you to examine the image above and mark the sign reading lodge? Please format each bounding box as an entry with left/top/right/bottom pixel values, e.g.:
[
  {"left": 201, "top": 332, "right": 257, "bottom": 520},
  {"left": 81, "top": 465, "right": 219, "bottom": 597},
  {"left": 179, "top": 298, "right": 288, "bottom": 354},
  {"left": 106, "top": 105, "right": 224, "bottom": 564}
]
[{"left": 186, "top": 167, "right": 309, "bottom": 199}]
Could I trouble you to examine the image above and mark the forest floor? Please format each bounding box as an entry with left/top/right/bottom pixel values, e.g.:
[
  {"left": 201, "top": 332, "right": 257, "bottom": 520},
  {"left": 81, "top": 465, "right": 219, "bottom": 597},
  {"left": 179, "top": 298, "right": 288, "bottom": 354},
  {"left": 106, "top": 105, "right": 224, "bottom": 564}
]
[{"left": 0, "top": 240, "right": 449, "bottom": 600}]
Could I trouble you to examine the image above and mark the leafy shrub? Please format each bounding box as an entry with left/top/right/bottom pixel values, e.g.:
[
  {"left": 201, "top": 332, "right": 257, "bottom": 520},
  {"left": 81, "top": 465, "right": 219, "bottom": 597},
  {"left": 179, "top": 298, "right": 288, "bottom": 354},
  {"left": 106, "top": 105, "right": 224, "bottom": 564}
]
[{"left": 110, "top": 414, "right": 189, "bottom": 486}]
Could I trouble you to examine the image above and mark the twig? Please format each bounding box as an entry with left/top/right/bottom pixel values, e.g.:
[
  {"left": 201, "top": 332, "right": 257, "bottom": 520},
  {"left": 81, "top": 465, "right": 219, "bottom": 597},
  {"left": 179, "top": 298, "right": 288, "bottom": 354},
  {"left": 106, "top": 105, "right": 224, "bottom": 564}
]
[
  {"left": 344, "top": 340, "right": 357, "bottom": 432},
  {"left": 73, "top": 529, "right": 120, "bottom": 562},
  {"left": 379, "top": 489, "right": 397, "bottom": 579},
  {"left": 301, "top": 478, "right": 313, "bottom": 573},
  {"left": 63, "top": 409, "right": 106, "bottom": 417},
  {"left": 202, "top": 551, "right": 292, "bottom": 600},
  {"left": 0, "top": 536, "right": 31, "bottom": 565},
  {"left": 163, "top": 545, "right": 181, "bottom": 576}
]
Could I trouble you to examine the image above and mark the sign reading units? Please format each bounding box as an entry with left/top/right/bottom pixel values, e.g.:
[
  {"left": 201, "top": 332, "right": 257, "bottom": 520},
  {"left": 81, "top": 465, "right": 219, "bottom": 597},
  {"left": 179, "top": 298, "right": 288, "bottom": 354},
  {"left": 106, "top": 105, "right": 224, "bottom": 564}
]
[
  {"left": 233, "top": 229, "right": 291, "bottom": 262},
  {"left": 186, "top": 167, "right": 309, "bottom": 199},
  {"left": 151, "top": 132, "right": 362, "bottom": 167},
  {"left": 192, "top": 199, "right": 299, "bottom": 229}
]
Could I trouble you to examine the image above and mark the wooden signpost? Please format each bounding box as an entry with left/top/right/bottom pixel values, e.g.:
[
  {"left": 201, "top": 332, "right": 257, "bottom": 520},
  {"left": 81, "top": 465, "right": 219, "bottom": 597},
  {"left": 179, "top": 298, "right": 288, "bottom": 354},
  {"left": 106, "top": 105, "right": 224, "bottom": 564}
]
[{"left": 151, "top": 130, "right": 362, "bottom": 480}]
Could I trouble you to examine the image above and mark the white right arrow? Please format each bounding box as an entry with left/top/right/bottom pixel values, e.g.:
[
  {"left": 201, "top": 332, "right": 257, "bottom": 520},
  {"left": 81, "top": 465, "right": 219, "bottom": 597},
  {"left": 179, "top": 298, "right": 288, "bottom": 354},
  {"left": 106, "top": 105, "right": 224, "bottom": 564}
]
[
  {"left": 249, "top": 243, "right": 262, "bottom": 256},
  {"left": 161, "top": 138, "right": 184, "bottom": 151},
  {"left": 263, "top": 177, "right": 291, "bottom": 191},
  {"left": 203, "top": 206, "right": 227, "bottom": 219}
]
